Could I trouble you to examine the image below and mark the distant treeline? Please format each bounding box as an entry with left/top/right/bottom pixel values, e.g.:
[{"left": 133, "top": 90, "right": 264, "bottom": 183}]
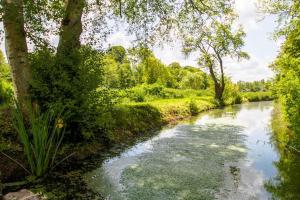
[
  {"left": 237, "top": 80, "right": 272, "bottom": 92},
  {"left": 0, "top": 46, "right": 271, "bottom": 106},
  {"left": 101, "top": 46, "right": 210, "bottom": 90}
]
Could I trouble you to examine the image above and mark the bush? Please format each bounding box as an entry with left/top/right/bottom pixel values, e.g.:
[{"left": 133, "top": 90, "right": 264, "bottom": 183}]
[
  {"left": 124, "top": 84, "right": 210, "bottom": 103},
  {"left": 144, "top": 84, "right": 165, "bottom": 97},
  {"left": 189, "top": 99, "right": 199, "bottom": 116},
  {"left": 126, "top": 87, "right": 146, "bottom": 102},
  {"left": 223, "top": 80, "right": 241, "bottom": 105},
  {"left": 29, "top": 47, "right": 115, "bottom": 141}
]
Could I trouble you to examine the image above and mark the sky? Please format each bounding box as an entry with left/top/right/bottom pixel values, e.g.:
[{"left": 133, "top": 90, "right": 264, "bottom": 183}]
[{"left": 107, "top": 0, "right": 280, "bottom": 82}]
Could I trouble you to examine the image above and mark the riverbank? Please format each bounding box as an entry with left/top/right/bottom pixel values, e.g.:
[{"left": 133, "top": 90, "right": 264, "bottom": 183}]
[{"left": 0, "top": 91, "right": 274, "bottom": 198}]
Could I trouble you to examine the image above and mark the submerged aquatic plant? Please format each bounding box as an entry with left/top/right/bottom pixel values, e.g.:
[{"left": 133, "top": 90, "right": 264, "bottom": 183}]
[{"left": 12, "top": 102, "right": 65, "bottom": 177}]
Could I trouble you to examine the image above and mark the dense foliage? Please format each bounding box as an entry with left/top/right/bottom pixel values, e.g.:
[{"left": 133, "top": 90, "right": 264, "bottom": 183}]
[
  {"left": 29, "top": 47, "right": 117, "bottom": 141},
  {"left": 262, "top": 0, "right": 300, "bottom": 132},
  {"left": 272, "top": 20, "right": 300, "bottom": 132}
]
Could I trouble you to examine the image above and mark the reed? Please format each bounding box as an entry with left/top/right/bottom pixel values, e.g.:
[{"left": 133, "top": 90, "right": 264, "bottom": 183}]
[{"left": 12, "top": 103, "right": 65, "bottom": 177}]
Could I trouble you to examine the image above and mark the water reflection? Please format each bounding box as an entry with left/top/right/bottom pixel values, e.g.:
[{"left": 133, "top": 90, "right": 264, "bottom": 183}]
[
  {"left": 265, "top": 151, "right": 300, "bottom": 200},
  {"left": 84, "top": 101, "right": 300, "bottom": 199},
  {"left": 265, "top": 105, "right": 300, "bottom": 200}
]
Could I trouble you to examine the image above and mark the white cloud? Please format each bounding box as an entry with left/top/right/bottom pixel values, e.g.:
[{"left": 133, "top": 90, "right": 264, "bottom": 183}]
[
  {"left": 225, "top": 54, "right": 274, "bottom": 82},
  {"left": 106, "top": 32, "right": 133, "bottom": 49},
  {"left": 235, "top": 0, "right": 260, "bottom": 31}
]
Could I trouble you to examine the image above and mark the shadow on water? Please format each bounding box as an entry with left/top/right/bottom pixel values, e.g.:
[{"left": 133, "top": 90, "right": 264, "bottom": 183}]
[{"left": 84, "top": 101, "right": 300, "bottom": 200}]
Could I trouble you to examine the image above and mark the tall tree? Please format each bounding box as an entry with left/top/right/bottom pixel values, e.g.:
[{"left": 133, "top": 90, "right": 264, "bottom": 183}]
[
  {"left": 182, "top": 15, "right": 249, "bottom": 104},
  {"left": 2, "top": 0, "right": 31, "bottom": 113}
]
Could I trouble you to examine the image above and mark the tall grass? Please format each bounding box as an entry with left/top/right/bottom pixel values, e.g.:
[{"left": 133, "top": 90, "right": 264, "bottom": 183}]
[{"left": 12, "top": 103, "right": 65, "bottom": 177}]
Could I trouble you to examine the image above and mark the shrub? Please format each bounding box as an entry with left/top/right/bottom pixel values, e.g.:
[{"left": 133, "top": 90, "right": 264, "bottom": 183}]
[
  {"left": 222, "top": 80, "right": 241, "bottom": 105},
  {"left": 144, "top": 84, "right": 165, "bottom": 97},
  {"left": 29, "top": 47, "right": 115, "bottom": 141},
  {"left": 125, "top": 84, "right": 210, "bottom": 103},
  {"left": 189, "top": 99, "right": 199, "bottom": 116},
  {"left": 127, "top": 87, "right": 146, "bottom": 102}
]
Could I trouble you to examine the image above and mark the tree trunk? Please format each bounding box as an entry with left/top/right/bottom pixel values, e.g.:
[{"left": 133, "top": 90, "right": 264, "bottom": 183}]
[
  {"left": 214, "top": 82, "right": 224, "bottom": 105},
  {"left": 2, "top": 0, "right": 31, "bottom": 113},
  {"left": 55, "top": 0, "right": 85, "bottom": 140},
  {"left": 207, "top": 64, "right": 224, "bottom": 105},
  {"left": 57, "top": 0, "right": 85, "bottom": 57}
]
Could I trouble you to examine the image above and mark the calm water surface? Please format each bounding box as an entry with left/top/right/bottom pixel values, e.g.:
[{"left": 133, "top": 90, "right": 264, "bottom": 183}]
[{"left": 84, "top": 101, "right": 299, "bottom": 199}]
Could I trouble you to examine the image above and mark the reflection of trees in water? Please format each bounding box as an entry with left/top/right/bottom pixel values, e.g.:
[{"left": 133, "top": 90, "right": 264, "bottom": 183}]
[
  {"left": 242, "top": 101, "right": 273, "bottom": 112},
  {"left": 206, "top": 105, "right": 241, "bottom": 119},
  {"left": 266, "top": 105, "right": 300, "bottom": 199},
  {"left": 206, "top": 101, "right": 273, "bottom": 120},
  {"left": 265, "top": 151, "right": 300, "bottom": 200}
]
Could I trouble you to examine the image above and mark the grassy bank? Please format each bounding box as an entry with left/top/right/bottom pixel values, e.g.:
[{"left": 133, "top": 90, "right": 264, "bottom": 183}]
[
  {"left": 107, "top": 91, "right": 273, "bottom": 143},
  {"left": 108, "top": 96, "right": 216, "bottom": 142}
]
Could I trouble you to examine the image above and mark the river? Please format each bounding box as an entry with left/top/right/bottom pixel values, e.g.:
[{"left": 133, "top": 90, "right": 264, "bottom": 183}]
[{"left": 84, "top": 101, "right": 300, "bottom": 200}]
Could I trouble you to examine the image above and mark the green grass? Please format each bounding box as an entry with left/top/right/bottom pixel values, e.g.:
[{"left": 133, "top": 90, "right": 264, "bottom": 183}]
[
  {"left": 146, "top": 97, "right": 215, "bottom": 122},
  {"left": 107, "top": 97, "right": 216, "bottom": 143}
]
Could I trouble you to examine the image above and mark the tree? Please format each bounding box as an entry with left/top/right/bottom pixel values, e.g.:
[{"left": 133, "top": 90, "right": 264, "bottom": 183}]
[
  {"left": 258, "top": 0, "right": 300, "bottom": 37},
  {"left": 260, "top": 0, "right": 300, "bottom": 131},
  {"left": 2, "top": 0, "right": 31, "bottom": 113},
  {"left": 180, "top": 69, "right": 208, "bottom": 90},
  {"left": 107, "top": 46, "right": 127, "bottom": 63},
  {"left": 119, "top": 0, "right": 239, "bottom": 44},
  {"left": 102, "top": 46, "right": 134, "bottom": 89},
  {"left": 182, "top": 17, "right": 249, "bottom": 104}
]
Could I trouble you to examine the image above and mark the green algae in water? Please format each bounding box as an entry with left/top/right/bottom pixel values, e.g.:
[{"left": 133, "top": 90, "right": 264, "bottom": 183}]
[
  {"left": 84, "top": 102, "right": 284, "bottom": 200},
  {"left": 85, "top": 124, "right": 247, "bottom": 200}
]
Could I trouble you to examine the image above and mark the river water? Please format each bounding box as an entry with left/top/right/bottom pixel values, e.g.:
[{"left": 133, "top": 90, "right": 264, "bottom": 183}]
[{"left": 84, "top": 101, "right": 299, "bottom": 200}]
